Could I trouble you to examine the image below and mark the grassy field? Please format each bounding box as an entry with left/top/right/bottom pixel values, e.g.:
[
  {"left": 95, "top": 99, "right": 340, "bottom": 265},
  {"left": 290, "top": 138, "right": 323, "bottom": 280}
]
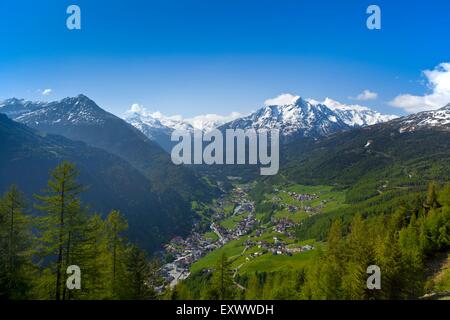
[
  {"left": 272, "top": 210, "right": 308, "bottom": 223},
  {"left": 238, "top": 250, "right": 317, "bottom": 274},
  {"left": 190, "top": 238, "right": 318, "bottom": 275},
  {"left": 220, "top": 214, "right": 245, "bottom": 230},
  {"left": 203, "top": 231, "right": 219, "bottom": 241},
  {"left": 191, "top": 225, "right": 322, "bottom": 276},
  {"left": 190, "top": 238, "right": 247, "bottom": 274},
  {"left": 223, "top": 203, "right": 236, "bottom": 216}
]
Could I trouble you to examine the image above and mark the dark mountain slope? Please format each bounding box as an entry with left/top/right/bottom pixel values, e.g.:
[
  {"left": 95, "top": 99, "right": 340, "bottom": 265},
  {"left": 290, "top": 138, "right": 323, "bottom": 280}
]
[
  {"left": 261, "top": 106, "right": 450, "bottom": 242},
  {"left": 1, "top": 95, "right": 217, "bottom": 201},
  {"left": 282, "top": 112, "right": 450, "bottom": 196},
  {"left": 0, "top": 114, "right": 193, "bottom": 252}
]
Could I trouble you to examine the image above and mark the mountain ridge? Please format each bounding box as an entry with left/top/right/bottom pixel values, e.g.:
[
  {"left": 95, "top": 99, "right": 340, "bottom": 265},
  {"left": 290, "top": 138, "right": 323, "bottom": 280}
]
[{"left": 123, "top": 95, "right": 399, "bottom": 147}]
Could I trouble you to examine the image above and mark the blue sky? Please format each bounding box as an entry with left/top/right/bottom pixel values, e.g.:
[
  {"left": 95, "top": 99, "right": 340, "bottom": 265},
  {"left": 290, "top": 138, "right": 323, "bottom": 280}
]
[{"left": 1, "top": 0, "right": 449, "bottom": 117}]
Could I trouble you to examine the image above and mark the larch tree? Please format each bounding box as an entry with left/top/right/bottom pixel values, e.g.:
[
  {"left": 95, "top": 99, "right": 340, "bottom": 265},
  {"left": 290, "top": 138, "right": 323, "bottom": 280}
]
[
  {"left": 209, "top": 251, "right": 234, "bottom": 300},
  {"left": 0, "top": 185, "right": 34, "bottom": 299},
  {"left": 105, "top": 210, "right": 128, "bottom": 298},
  {"left": 34, "top": 161, "right": 84, "bottom": 300},
  {"left": 125, "top": 245, "right": 156, "bottom": 300}
]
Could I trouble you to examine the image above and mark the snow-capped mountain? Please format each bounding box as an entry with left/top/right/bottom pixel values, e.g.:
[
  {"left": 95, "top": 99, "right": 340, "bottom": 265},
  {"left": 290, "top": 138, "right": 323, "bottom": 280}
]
[
  {"left": 390, "top": 103, "right": 450, "bottom": 132},
  {"left": 221, "top": 96, "right": 398, "bottom": 142},
  {"left": 321, "top": 98, "right": 398, "bottom": 127},
  {"left": 125, "top": 112, "right": 174, "bottom": 139},
  {"left": 122, "top": 95, "right": 399, "bottom": 147},
  {"left": 223, "top": 97, "right": 350, "bottom": 140},
  {"left": 0, "top": 94, "right": 401, "bottom": 151},
  {"left": 0, "top": 94, "right": 170, "bottom": 162},
  {"left": 0, "top": 94, "right": 115, "bottom": 126},
  {"left": 0, "top": 98, "right": 47, "bottom": 118},
  {"left": 0, "top": 94, "right": 218, "bottom": 199},
  {"left": 124, "top": 108, "right": 240, "bottom": 134},
  {"left": 124, "top": 107, "right": 242, "bottom": 150},
  {"left": 185, "top": 113, "right": 243, "bottom": 132},
  {"left": 125, "top": 111, "right": 193, "bottom": 134},
  {"left": 124, "top": 112, "right": 181, "bottom": 151}
]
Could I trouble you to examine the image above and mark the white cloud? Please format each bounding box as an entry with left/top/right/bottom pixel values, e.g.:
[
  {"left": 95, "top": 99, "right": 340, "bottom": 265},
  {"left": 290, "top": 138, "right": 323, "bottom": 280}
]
[
  {"left": 151, "top": 111, "right": 183, "bottom": 122},
  {"left": 390, "top": 62, "right": 450, "bottom": 113},
  {"left": 185, "top": 112, "right": 242, "bottom": 131},
  {"left": 264, "top": 93, "right": 299, "bottom": 106},
  {"left": 350, "top": 89, "right": 378, "bottom": 101},
  {"left": 130, "top": 103, "right": 143, "bottom": 113},
  {"left": 38, "top": 88, "right": 52, "bottom": 96}
]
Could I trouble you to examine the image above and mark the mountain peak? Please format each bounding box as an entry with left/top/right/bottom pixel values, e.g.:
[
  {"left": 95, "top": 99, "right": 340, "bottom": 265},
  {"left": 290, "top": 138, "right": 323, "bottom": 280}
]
[
  {"left": 74, "top": 94, "right": 96, "bottom": 104},
  {"left": 224, "top": 97, "right": 349, "bottom": 141},
  {"left": 294, "top": 96, "right": 308, "bottom": 106},
  {"left": 0, "top": 95, "right": 113, "bottom": 126},
  {"left": 1, "top": 97, "right": 24, "bottom": 105},
  {"left": 60, "top": 94, "right": 99, "bottom": 108},
  {"left": 264, "top": 93, "right": 301, "bottom": 107}
]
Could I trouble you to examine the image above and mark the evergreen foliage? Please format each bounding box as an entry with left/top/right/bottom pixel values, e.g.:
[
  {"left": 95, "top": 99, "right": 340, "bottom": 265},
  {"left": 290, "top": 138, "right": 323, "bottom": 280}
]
[{"left": 0, "top": 162, "right": 160, "bottom": 300}]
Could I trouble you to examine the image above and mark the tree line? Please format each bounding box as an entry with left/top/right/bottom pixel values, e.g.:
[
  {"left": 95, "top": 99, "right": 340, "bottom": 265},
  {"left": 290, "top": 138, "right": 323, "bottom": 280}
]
[{"left": 0, "top": 161, "right": 161, "bottom": 300}]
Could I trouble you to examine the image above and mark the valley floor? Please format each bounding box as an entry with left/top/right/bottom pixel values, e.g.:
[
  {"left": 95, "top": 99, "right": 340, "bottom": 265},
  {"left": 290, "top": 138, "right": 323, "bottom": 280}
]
[{"left": 157, "top": 181, "right": 347, "bottom": 291}]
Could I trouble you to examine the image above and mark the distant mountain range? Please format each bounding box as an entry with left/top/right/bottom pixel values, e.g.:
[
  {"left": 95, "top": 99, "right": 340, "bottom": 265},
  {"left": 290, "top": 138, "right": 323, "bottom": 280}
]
[
  {"left": 221, "top": 97, "right": 398, "bottom": 142},
  {"left": 318, "top": 98, "right": 398, "bottom": 127},
  {"left": 124, "top": 108, "right": 240, "bottom": 151},
  {"left": 125, "top": 95, "right": 398, "bottom": 148},
  {"left": 0, "top": 95, "right": 217, "bottom": 199},
  {"left": 1, "top": 94, "right": 449, "bottom": 252}
]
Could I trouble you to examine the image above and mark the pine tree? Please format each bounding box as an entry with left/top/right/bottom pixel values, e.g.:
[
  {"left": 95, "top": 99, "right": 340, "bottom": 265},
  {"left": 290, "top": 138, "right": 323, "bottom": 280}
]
[
  {"left": 169, "top": 282, "right": 193, "bottom": 300},
  {"left": 104, "top": 210, "right": 128, "bottom": 298},
  {"left": 73, "top": 214, "right": 110, "bottom": 299},
  {"left": 438, "top": 183, "right": 450, "bottom": 207},
  {"left": 374, "top": 223, "right": 403, "bottom": 299},
  {"left": 424, "top": 182, "right": 440, "bottom": 211},
  {"left": 0, "top": 185, "right": 34, "bottom": 299},
  {"left": 245, "top": 273, "right": 261, "bottom": 300},
  {"left": 34, "top": 161, "right": 84, "bottom": 300},
  {"left": 301, "top": 221, "right": 345, "bottom": 300},
  {"left": 398, "top": 214, "right": 424, "bottom": 298},
  {"left": 209, "top": 251, "right": 234, "bottom": 300},
  {"left": 124, "top": 245, "right": 156, "bottom": 299},
  {"left": 327, "top": 219, "right": 343, "bottom": 260},
  {"left": 341, "top": 215, "right": 371, "bottom": 299}
]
